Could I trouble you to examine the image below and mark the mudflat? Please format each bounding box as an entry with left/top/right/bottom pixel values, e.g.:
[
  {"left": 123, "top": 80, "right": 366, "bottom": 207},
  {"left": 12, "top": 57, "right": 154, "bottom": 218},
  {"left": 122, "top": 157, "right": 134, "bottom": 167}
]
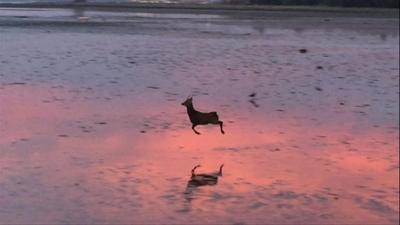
[{"left": 0, "top": 6, "right": 399, "bottom": 224}]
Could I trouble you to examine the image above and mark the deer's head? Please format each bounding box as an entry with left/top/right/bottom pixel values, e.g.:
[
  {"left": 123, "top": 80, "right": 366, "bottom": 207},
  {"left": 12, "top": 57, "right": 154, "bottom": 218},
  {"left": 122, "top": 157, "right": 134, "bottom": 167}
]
[{"left": 181, "top": 96, "right": 193, "bottom": 107}]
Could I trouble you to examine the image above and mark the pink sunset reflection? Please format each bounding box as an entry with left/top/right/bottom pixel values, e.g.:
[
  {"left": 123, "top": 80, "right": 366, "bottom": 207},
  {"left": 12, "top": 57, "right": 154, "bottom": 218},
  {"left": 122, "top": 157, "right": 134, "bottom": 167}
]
[
  {"left": 0, "top": 82, "right": 398, "bottom": 224},
  {"left": 0, "top": 8, "right": 398, "bottom": 224}
]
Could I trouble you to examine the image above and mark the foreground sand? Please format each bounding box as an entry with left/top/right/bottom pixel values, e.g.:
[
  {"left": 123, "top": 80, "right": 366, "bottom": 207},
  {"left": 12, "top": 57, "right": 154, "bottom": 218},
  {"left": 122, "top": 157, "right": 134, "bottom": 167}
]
[{"left": 0, "top": 6, "right": 399, "bottom": 224}]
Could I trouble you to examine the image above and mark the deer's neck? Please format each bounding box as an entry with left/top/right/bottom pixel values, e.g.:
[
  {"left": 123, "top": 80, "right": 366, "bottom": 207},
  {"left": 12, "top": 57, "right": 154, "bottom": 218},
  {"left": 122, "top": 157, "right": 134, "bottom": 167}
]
[{"left": 186, "top": 104, "right": 196, "bottom": 114}]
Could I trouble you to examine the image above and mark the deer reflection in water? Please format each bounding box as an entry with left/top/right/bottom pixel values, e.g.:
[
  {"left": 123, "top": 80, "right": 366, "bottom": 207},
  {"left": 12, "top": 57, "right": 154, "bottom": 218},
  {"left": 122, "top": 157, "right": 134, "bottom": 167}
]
[
  {"left": 184, "top": 164, "right": 224, "bottom": 203},
  {"left": 181, "top": 96, "right": 225, "bottom": 135}
]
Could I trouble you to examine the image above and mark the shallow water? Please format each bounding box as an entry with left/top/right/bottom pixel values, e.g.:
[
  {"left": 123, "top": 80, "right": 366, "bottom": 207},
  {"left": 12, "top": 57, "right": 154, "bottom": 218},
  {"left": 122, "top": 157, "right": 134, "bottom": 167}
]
[{"left": 0, "top": 7, "right": 399, "bottom": 224}]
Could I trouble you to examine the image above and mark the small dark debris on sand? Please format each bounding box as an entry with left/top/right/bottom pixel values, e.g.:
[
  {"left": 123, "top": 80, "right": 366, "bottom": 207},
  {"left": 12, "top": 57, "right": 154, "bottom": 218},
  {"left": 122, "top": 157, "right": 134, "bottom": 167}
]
[
  {"left": 299, "top": 49, "right": 308, "bottom": 53},
  {"left": 140, "top": 130, "right": 146, "bottom": 133},
  {"left": 147, "top": 86, "right": 160, "bottom": 89},
  {"left": 315, "top": 87, "right": 323, "bottom": 91},
  {"left": 248, "top": 92, "right": 259, "bottom": 108},
  {"left": 249, "top": 99, "right": 259, "bottom": 108},
  {"left": 79, "top": 126, "right": 94, "bottom": 133},
  {"left": 96, "top": 122, "right": 107, "bottom": 125},
  {"left": 316, "top": 66, "right": 324, "bottom": 70},
  {"left": 354, "top": 104, "right": 370, "bottom": 108},
  {"left": 7, "top": 82, "right": 26, "bottom": 85}
]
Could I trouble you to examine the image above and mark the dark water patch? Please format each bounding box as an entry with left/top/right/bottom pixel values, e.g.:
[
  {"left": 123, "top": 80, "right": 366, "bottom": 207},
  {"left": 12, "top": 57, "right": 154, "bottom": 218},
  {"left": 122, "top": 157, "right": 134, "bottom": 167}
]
[
  {"left": 269, "top": 148, "right": 281, "bottom": 152},
  {"left": 273, "top": 191, "right": 299, "bottom": 200},
  {"left": 311, "top": 193, "right": 329, "bottom": 204},
  {"left": 147, "top": 86, "right": 160, "bottom": 89},
  {"left": 356, "top": 197, "right": 397, "bottom": 215},
  {"left": 314, "top": 86, "right": 323, "bottom": 92},
  {"left": 6, "top": 82, "right": 26, "bottom": 85},
  {"left": 175, "top": 207, "right": 191, "bottom": 214},
  {"left": 231, "top": 222, "right": 246, "bottom": 225},
  {"left": 250, "top": 202, "right": 267, "bottom": 209},
  {"left": 325, "top": 192, "right": 340, "bottom": 200},
  {"left": 354, "top": 104, "right": 370, "bottom": 108},
  {"left": 209, "top": 192, "right": 231, "bottom": 202},
  {"left": 164, "top": 91, "right": 178, "bottom": 96},
  {"left": 276, "top": 203, "right": 294, "bottom": 209},
  {"left": 213, "top": 147, "right": 240, "bottom": 152},
  {"left": 319, "top": 213, "right": 334, "bottom": 219},
  {"left": 352, "top": 110, "right": 367, "bottom": 116},
  {"left": 79, "top": 125, "right": 96, "bottom": 133},
  {"left": 299, "top": 49, "right": 308, "bottom": 53}
]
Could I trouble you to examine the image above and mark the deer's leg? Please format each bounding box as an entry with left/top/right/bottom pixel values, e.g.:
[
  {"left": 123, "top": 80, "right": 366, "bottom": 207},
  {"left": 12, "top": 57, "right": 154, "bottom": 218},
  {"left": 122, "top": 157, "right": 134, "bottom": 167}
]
[
  {"left": 219, "top": 121, "right": 225, "bottom": 134},
  {"left": 192, "top": 124, "right": 200, "bottom": 135}
]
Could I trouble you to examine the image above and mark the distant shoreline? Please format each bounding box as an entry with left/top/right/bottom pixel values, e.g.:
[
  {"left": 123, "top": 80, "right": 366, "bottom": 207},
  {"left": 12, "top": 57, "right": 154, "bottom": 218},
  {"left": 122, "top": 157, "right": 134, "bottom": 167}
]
[{"left": 0, "top": 2, "right": 398, "bottom": 18}]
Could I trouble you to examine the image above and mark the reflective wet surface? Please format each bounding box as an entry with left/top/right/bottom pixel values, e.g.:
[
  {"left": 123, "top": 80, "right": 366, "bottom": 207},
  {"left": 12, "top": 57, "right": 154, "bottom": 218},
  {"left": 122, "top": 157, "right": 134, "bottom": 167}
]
[{"left": 0, "top": 7, "right": 399, "bottom": 224}]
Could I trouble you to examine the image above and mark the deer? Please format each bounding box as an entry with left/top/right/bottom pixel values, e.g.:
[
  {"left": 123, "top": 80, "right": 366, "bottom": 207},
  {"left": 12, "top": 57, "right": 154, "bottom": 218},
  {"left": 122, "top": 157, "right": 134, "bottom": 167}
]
[{"left": 181, "top": 96, "right": 225, "bottom": 135}]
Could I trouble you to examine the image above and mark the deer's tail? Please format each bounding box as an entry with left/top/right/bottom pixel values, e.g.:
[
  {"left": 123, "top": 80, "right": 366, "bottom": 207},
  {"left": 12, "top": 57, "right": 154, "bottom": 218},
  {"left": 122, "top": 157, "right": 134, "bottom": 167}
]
[{"left": 211, "top": 111, "right": 219, "bottom": 119}]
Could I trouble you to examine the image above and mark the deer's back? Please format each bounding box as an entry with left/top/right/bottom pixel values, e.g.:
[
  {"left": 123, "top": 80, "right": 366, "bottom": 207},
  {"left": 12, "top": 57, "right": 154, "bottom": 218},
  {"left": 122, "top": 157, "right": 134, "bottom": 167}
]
[{"left": 189, "top": 111, "right": 219, "bottom": 125}]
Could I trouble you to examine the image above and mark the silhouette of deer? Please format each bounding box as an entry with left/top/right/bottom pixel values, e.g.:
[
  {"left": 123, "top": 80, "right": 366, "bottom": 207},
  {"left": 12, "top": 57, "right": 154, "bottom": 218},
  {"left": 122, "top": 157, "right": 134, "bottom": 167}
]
[
  {"left": 184, "top": 164, "right": 224, "bottom": 203},
  {"left": 181, "top": 96, "right": 225, "bottom": 135},
  {"left": 187, "top": 164, "right": 224, "bottom": 187}
]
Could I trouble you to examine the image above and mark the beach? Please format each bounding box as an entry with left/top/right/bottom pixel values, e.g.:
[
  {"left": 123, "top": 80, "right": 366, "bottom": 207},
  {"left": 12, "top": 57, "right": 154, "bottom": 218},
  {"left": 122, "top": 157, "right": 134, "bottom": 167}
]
[{"left": 0, "top": 5, "right": 399, "bottom": 224}]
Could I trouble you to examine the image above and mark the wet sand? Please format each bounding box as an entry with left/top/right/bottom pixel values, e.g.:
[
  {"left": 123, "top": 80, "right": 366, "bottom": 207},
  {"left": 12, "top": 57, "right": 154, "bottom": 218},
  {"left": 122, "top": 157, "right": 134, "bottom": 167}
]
[{"left": 0, "top": 7, "right": 399, "bottom": 224}]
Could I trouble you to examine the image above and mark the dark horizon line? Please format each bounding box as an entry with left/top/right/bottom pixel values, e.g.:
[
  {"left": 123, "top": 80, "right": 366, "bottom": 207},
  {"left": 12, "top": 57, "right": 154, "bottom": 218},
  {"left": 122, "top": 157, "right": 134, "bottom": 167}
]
[{"left": 0, "top": 1, "right": 399, "bottom": 13}]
